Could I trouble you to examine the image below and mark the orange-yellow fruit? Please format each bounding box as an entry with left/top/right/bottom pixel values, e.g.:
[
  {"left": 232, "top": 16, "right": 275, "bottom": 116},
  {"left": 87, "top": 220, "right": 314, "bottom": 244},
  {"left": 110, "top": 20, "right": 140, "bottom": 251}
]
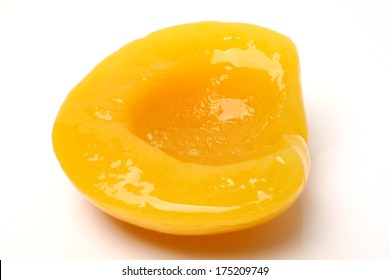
[{"left": 52, "top": 21, "right": 310, "bottom": 235}]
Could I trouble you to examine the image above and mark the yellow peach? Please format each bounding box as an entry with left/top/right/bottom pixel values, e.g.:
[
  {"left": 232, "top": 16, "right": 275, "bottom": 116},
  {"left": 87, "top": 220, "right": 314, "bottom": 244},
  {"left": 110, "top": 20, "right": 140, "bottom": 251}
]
[{"left": 52, "top": 21, "right": 310, "bottom": 235}]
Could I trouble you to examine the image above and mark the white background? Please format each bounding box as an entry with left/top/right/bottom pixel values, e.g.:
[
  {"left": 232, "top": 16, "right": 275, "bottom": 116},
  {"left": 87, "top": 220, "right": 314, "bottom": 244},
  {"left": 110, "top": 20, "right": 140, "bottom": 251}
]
[{"left": 1, "top": 0, "right": 390, "bottom": 259}]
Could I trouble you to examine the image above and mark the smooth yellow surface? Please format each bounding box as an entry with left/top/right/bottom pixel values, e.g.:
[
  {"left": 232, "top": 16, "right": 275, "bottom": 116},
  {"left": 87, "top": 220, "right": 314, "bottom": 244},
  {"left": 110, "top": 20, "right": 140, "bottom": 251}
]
[{"left": 52, "top": 21, "right": 310, "bottom": 235}]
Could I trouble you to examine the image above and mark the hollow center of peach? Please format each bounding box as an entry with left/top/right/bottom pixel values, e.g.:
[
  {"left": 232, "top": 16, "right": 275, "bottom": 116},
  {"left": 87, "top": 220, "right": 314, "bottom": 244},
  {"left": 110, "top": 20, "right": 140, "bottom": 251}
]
[{"left": 131, "top": 67, "right": 282, "bottom": 165}]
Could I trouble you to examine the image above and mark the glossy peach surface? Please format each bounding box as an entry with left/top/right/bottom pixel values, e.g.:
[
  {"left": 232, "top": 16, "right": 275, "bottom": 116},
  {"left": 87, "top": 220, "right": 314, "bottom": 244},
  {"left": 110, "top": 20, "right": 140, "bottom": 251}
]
[{"left": 52, "top": 21, "right": 310, "bottom": 235}]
